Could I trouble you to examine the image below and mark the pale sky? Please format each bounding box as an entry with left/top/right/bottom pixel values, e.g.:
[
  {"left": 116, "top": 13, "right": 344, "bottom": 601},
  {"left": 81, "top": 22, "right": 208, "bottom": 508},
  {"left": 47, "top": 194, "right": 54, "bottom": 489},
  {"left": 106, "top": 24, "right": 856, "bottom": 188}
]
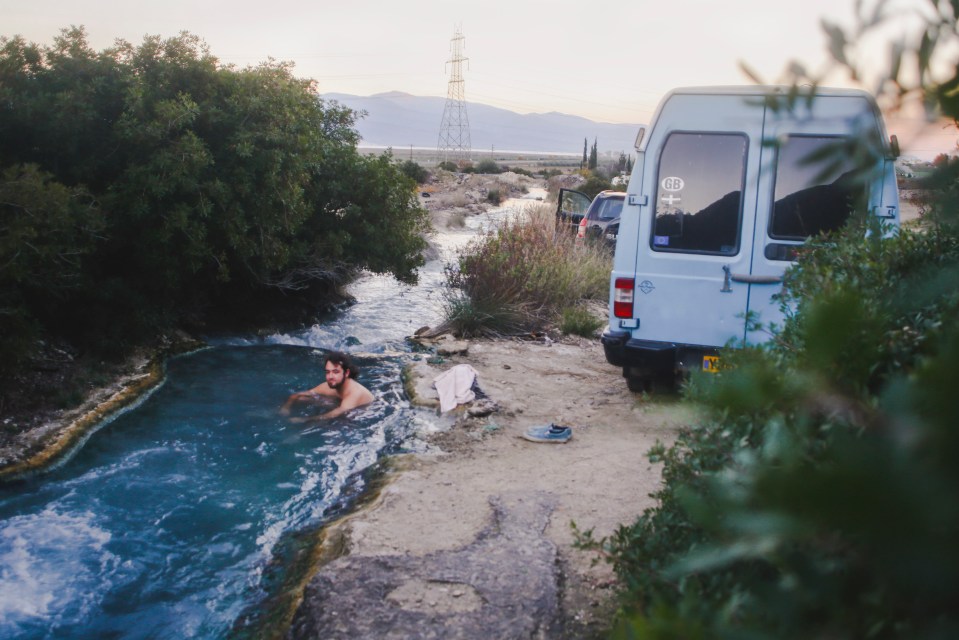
[{"left": 2, "top": 0, "right": 955, "bottom": 158}]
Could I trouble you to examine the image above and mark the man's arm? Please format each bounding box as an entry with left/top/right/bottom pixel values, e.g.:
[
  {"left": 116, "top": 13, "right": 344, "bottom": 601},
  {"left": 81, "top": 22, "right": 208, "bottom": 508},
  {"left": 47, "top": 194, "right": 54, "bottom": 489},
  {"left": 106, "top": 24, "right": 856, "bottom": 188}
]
[
  {"left": 290, "top": 402, "right": 351, "bottom": 423},
  {"left": 294, "top": 382, "right": 374, "bottom": 422},
  {"left": 280, "top": 382, "right": 335, "bottom": 415}
]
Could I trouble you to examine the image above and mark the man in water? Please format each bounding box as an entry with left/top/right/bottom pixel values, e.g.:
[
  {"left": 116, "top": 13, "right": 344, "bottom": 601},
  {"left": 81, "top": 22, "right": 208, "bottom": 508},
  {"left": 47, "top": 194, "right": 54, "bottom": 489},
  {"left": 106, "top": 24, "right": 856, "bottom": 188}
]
[{"left": 280, "top": 351, "right": 374, "bottom": 421}]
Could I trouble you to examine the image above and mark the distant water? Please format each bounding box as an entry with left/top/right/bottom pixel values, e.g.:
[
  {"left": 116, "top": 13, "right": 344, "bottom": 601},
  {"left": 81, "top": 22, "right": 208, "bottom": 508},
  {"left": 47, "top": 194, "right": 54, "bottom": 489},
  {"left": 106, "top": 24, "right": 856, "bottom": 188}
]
[{"left": 0, "top": 190, "right": 546, "bottom": 639}]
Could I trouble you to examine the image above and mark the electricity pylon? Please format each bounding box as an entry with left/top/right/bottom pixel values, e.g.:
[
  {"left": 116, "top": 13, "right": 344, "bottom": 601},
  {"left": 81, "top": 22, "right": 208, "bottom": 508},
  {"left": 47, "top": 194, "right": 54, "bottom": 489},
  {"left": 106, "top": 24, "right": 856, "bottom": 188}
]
[{"left": 437, "top": 26, "right": 471, "bottom": 162}]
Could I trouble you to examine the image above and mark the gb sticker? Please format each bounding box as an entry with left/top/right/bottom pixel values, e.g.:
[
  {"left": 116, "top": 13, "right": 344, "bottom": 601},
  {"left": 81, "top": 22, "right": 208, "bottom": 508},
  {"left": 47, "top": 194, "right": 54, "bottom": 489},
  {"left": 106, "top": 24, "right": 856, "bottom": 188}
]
[{"left": 661, "top": 176, "right": 685, "bottom": 191}]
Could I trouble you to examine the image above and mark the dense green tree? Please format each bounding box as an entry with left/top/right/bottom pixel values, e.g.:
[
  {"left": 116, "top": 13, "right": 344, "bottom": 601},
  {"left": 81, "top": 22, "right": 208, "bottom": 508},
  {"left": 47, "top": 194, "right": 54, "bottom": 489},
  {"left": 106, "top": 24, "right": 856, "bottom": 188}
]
[
  {"left": 0, "top": 163, "right": 100, "bottom": 368},
  {"left": 0, "top": 27, "right": 428, "bottom": 360}
]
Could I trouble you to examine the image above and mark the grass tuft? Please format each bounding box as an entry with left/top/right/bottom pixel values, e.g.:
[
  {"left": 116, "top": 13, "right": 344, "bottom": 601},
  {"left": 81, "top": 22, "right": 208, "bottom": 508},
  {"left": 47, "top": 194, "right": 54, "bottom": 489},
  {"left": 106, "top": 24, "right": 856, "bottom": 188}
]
[{"left": 559, "top": 304, "right": 604, "bottom": 337}]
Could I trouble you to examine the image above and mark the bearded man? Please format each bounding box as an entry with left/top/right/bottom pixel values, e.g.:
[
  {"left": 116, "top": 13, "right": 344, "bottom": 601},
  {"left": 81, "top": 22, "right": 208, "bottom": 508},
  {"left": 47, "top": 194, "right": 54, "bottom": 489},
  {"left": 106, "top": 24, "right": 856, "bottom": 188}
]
[{"left": 280, "top": 351, "right": 374, "bottom": 421}]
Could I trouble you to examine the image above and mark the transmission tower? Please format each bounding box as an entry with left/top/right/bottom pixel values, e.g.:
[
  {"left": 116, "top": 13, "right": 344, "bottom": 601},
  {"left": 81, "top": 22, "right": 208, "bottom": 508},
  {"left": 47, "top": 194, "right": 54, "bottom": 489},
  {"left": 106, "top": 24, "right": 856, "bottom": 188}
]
[{"left": 437, "top": 26, "right": 471, "bottom": 162}]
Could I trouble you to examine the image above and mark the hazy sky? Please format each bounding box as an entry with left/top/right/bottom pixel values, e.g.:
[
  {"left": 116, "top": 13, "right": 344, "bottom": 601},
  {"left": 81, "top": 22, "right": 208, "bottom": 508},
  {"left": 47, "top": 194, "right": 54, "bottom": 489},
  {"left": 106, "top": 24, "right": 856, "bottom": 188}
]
[{"left": 2, "top": 0, "right": 955, "bottom": 158}]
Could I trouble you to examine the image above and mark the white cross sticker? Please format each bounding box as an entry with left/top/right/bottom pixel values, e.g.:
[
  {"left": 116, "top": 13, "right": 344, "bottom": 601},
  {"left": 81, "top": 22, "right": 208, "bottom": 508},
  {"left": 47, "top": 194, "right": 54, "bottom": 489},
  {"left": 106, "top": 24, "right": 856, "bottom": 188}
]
[{"left": 660, "top": 194, "right": 682, "bottom": 206}]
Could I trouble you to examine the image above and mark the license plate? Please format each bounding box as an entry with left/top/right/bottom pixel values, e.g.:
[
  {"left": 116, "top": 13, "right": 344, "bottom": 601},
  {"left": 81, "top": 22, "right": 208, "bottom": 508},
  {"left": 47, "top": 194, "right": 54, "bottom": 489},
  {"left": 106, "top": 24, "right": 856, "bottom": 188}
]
[{"left": 702, "top": 355, "right": 720, "bottom": 373}]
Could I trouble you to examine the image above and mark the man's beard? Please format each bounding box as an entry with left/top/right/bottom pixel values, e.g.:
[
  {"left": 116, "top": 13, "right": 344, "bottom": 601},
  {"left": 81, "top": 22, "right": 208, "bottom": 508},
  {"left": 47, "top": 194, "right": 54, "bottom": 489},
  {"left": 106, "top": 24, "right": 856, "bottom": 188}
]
[{"left": 328, "top": 378, "right": 344, "bottom": 390}]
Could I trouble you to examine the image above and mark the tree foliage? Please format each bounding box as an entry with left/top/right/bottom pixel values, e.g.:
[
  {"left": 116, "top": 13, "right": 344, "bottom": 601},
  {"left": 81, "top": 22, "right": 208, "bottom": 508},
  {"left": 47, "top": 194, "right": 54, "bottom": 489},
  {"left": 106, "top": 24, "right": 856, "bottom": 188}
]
[
  {"left": 0, "top": 27, "right": 428, "bottom": 367},
  {"left": 398, "top": 159, "right": 429, "bottom": 183}
]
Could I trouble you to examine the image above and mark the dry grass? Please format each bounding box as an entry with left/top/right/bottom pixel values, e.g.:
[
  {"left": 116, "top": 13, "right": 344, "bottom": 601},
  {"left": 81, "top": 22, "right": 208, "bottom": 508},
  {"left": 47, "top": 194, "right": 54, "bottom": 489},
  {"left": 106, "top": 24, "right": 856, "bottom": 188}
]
[{"left": 444, "top": 204, "right": 612, "bottom": 336}]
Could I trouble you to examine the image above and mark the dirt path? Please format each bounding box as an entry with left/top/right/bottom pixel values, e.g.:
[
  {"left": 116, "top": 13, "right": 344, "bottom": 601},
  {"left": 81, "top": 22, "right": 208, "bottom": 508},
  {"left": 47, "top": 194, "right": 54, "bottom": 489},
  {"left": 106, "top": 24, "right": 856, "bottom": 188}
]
[{"left": 290, "top": 337, "right": 694, "bottom": 638}]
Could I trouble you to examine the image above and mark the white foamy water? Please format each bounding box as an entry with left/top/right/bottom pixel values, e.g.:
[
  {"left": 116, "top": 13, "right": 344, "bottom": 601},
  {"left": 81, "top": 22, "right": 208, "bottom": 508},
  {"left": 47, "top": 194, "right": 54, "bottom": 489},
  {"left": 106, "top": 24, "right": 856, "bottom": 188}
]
[{"left": 0, "top": 507, "right": 118, "bottom": 633}]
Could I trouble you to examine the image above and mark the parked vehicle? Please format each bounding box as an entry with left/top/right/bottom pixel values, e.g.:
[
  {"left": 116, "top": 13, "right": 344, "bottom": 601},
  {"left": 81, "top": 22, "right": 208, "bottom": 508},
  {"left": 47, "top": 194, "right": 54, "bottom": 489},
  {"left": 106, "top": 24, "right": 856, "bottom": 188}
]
[
  {"left": 574, "top": 190, "right": 625, "bottom": 244},
  {"left": 602, "top": 86, "right": 901, "bottom": 392}
]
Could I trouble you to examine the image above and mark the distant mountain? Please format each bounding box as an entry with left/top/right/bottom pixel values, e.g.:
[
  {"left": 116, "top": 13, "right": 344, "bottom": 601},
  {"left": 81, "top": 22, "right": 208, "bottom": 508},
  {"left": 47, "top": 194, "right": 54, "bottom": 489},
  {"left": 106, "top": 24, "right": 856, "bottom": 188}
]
[{"left": 321, "top": 91, "right": 642, "bottom": 155}]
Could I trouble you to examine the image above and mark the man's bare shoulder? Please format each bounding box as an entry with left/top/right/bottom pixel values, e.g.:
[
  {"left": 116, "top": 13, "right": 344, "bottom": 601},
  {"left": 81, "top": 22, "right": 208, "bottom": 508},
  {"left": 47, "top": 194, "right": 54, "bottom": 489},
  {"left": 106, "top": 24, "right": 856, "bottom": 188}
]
[{"left": 344, "top": 380, "right": 375, "bottom": 406}]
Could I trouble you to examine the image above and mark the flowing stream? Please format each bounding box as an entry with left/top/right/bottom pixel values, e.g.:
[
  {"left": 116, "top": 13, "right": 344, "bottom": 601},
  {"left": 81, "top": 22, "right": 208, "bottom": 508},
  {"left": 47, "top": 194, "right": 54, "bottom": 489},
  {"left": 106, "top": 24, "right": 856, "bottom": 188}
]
[{"left": 0, "top": 190, "right": 546, "bottom": 640}]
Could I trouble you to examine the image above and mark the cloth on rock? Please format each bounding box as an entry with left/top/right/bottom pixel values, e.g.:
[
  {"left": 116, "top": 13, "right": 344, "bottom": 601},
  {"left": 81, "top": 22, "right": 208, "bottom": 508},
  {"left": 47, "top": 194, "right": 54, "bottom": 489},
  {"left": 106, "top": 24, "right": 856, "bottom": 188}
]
[{"left": 432, "top": 364, "right": 480, "bottom": 413}]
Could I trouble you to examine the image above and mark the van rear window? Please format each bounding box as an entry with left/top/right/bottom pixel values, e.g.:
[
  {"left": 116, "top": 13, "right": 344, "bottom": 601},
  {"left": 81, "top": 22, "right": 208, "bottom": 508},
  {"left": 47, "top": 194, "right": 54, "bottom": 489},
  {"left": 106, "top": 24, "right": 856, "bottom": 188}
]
[
  {"left": 769, "top": 135, "right": 863, "bottom": 240},
  {"left": 652, "top": 133, "right": 746, "bottom": 255}
]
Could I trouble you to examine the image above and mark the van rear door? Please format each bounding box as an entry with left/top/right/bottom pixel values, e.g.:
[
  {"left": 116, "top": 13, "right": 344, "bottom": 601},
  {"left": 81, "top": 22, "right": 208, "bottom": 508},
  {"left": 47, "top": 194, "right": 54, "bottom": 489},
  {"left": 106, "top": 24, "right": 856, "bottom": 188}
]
[
  {"left": 629, "top": 94, "right": 764, "bottom": 351},
  {"left": 745, "top": 93, "right": 889, "bottom": 342}
]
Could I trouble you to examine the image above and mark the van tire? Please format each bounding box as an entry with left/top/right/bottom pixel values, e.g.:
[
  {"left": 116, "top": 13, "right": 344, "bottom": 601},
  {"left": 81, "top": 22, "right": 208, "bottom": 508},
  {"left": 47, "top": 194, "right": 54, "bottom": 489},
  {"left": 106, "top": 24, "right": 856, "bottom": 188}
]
[{"left": 626, "top": 372, "right": 677, "bottom": 394}]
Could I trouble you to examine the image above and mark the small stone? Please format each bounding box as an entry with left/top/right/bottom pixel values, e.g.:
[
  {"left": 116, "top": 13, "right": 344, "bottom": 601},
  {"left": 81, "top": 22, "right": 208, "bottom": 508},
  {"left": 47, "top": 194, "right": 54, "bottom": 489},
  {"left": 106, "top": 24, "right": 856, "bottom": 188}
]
[{"left": 436, "top": 340, "right": 469, "bottom": 356}]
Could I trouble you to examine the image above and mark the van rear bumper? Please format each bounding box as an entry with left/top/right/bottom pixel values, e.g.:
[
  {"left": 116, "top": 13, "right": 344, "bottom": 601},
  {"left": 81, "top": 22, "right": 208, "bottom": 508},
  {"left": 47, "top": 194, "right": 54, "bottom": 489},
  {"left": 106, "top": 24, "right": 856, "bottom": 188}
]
[{"left": 601, "top": 328, "right": 718, "bottom": 375}]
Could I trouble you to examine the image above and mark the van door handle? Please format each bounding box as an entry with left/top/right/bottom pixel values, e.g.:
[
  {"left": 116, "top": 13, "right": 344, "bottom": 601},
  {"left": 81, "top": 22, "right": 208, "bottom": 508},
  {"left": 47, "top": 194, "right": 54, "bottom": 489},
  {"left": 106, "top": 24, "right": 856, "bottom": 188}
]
[
  {"left": 729, "top": 273, "right": 783, "bottom": 284},
  {"left": 721, "top": 265, "right": 782, "bottom": 291}
]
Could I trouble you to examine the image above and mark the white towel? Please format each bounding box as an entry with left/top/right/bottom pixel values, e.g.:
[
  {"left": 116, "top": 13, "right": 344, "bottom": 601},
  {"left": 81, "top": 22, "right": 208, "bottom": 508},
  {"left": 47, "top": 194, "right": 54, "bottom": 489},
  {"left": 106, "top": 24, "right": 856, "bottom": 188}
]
[{"left": 432, "top": 364, "right": 479, "bottom": 413}]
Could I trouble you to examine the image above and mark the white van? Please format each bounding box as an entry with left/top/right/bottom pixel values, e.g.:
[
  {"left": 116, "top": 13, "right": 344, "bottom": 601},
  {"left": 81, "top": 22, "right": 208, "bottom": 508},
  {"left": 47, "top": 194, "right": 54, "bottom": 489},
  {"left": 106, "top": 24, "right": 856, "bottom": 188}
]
[{"left": 602, "top": 86, "right": 900, "bottom": 391}]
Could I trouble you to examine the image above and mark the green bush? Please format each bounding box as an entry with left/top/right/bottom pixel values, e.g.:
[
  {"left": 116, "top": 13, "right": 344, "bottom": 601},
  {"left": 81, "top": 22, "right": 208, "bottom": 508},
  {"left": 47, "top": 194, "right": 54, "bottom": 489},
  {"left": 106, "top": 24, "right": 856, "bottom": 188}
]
[
  {"left": 586, "top": 212, "right": 959, "bottom": 638},
  {"left": 398, "top": 159, "right": 429, "bottom": 183},
  {"left": 437, "top": 160, "right": 458, "bottom": 172},
  {"left": 559, "top": 305, "right": 603, "bottom": 337},
  {"left": 475, "top": 159, "right": 502, "bottom": 174},
  {"left": 580, "top": 172, "right": 616, "bottom": 199},
  {"left": 441, "top": 289, "right": 529, "bottom": 338},
  {"left": 486, "top": 188, "right": 503, "bottom": 205},
  {"left": 444, "top": 204, "right": 611, "bottom": 336}
]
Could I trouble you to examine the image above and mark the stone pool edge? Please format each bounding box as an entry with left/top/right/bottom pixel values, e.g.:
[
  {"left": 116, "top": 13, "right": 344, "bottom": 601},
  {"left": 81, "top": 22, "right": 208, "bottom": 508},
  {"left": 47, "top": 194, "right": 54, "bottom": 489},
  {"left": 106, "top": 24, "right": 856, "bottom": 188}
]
[{"left": 0, "top": 340, "right": 207, "bottom": 483}]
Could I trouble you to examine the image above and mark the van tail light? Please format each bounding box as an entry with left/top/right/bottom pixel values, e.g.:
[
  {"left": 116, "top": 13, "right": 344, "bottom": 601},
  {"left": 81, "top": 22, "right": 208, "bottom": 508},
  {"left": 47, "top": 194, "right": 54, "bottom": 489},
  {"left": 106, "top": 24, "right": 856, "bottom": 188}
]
[
  {"left": 613, "top": 278, "right": 634, "bottom": 318},
  {"left": 577, "top": 216, "right": 587, "bottom": 239}
]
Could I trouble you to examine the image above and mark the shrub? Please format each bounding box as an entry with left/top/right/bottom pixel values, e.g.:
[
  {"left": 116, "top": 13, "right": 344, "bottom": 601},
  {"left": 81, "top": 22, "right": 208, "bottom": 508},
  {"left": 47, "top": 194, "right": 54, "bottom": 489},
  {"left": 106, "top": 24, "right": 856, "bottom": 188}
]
[
  {"left": 437, "top": 160, "right": 458, "bottom": 172},
  {"left": 486, "top": 188, "right": 503, "bottom": 205},
  {"left": 475, "top": 159, "right": 502, "bottom": 174},
  {"left": 559, "top": 304, "right": 603, "bottom": 337},
  {"left": 446, "top": 212, "right": 466, "bottom": 228},
  {"left": 444, "top": 204, "right": 611, "bottom": 336},
  {"left": 398, "top": 159, "right": 429, "bottom": 183},
  {"left": 441, "top": 290, "right": 529, "bottom": 338},
  {"left": 580, "top": 173, "right": 615, "bottom": 199},
  {"left": 587, "top": 207, "right": 959, "bottom": 640}
]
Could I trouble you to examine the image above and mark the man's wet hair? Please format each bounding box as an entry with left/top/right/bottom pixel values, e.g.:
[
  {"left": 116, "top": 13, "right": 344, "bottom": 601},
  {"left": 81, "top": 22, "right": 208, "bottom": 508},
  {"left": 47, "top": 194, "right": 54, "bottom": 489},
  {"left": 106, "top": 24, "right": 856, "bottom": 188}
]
[{"left": 325, "top": 351, "right": 359, "bottom": 379}]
